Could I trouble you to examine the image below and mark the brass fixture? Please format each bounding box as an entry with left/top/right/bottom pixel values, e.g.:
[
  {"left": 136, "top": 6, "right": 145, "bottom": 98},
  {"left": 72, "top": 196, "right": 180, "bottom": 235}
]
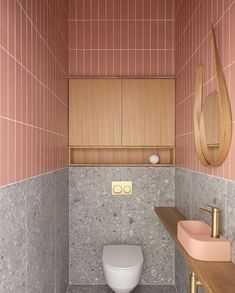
[
  {"left": 198, "top": 205, "right": 221, "bottom": 238},
  {"left": 190, "top": 271, "right": 202, "bottom": 293},
  {"left": 112, "top": 181, "right": 132, "bottom": 195}
]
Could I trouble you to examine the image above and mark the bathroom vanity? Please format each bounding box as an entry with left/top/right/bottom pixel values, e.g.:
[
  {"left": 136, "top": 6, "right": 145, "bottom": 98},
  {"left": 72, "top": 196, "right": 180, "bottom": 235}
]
[{"left": 155, "top": 207, "right": 235, "bottom": 293}]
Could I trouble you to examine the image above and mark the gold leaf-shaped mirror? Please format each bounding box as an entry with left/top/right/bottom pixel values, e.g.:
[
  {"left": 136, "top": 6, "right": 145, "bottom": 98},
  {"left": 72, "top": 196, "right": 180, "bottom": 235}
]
[{"left": 194, "top": 25, "right": 232, "bottom": 166}]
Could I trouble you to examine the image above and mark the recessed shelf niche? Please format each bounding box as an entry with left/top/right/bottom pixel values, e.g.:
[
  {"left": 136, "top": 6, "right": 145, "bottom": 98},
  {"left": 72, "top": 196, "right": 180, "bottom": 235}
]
[{"left": 69, "top": 146, "right": 175, "bottom": 167}]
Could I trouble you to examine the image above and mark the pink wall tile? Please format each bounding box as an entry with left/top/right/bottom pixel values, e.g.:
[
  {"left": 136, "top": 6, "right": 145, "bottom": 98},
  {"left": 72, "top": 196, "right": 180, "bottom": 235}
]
[
  {"left": 106, "top": 0, "right": 114, "bottom": 20},
  {"left": 0, "top": 118, "right": 8, "bottom": 186},
  {"left": 7, "top": 120, "right": 16, "bottom": 183},
  {"left": 230, "top": 4, "right": 235, "bottom": 63},
  {"left": 91, "top": 21, "right": 99, "bottom": 49},
  {"left": 120, "top": 0, "right": 128, "bottom": 20},
  {"left": 68, "top": 0, "right": 175, "bottom": 76},
  {"left": 15, "top": 122, "right": 22, "bottom": 182},
  {"left": 21, "top": 123, "right": 27, "bottom": 180},
  {"left": 135, "top": 0, "right": 143, "bottom": 19},
  {"left": 0, "top": 0, "right": 69, "bottom": 186},
  {"left": 8, "top": 56, "right": 16, "bottom": 120},
  {"left": 113, "top": 22, "right": 121, "bottom": 49},
  {"left": 69, "top": 0, "right": 77, "bottom": 19},
  {"left": 120, "top": 50, "right": 129, "bottom": 76},
  {"left": 0, "top": 0, "right": 8, "bottom": 49},
  {"left": 128, "top": 50, "right": 136, "bottom": 75},
  {"left": 128, "top": 0, "right": 135, "bottom": 19},
  {"left": 69, "top": 21, "right": 77, "bottom": 49},
  {"left": 175, "top": 0, "right": 235, "bottom": 180},
  {"left": 0, "top": 48, "right": 8, "bottom": 117}
]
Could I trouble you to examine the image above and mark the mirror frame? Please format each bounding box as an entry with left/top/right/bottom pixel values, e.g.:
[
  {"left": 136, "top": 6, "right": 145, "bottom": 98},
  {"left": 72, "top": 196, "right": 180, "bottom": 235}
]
[{"left": 194, "top": 26, "right": 232, "bottom": 166}]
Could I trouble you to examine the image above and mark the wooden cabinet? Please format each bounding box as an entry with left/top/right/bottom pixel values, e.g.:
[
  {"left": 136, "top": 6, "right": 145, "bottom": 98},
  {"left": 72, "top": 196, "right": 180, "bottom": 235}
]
[
  {"left": 69, "top": 79, "right": 122, "bottom": 146},
  {"left": 122, "top": 79, "right": 175, "bottom": 146},
  {"left": 69, "top": 78, "right": 175, "bottom": 166}
]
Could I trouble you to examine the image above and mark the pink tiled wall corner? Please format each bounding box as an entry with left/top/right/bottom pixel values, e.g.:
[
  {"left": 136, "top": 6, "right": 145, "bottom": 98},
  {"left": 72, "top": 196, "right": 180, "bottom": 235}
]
[
  {"left": 0, "top": 0, "right": 69, "bottom": 186},
  {"left": 175, "top": 0, "right": 235, "bottom": 180}
]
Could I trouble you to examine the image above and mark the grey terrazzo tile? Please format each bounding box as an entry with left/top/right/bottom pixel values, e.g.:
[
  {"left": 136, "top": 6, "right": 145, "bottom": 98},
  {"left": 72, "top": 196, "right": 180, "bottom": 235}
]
[
  {"left": 69, "top": 167, "right": 175, "bottom": 285},
  {"left": 133, "top": 285, "right": 177, "bottom": 293},
  {"left": 55, "top": 169, "right": 69, "bottom": 293},
  {"left": 175, "top": 168, "right": 227, "bottom": 293},
  {"left": 27, "top": 173, "right": 56, "bottom": 293},
  {"left": 175, "top": 168, "right": 192, "bottom": 218},
  {"left": 190, "top": 172, "right": 226, "bottom": 233},
  {"left": 175, "top": 245, "right": 206, "bottom": 293},
  {"left": 175, "top": 248, "right": 190, "bottom": 293},
  {"left": 69, "top": 167, "right": 175, "bottom": 207},
  {"left": 67, "top": 285, "right": 112, "bottom": 293},
  {"left": 0, "top": 181, "right": 27, "bottom": 293},
  {"left": 26, "top": 176, "right": 43, "bottom": 292},
  {"left": 67, "top": 285, "right": 177, "bottom": 293},
  {"left": 69, "top": 194, "right": 124, "bottom": 284},
  {"left": 0, "top": 168, "right": 69, "bottom": 293},
  {"left": 121, "top": 198, "right": 174, "bottom": 284}
]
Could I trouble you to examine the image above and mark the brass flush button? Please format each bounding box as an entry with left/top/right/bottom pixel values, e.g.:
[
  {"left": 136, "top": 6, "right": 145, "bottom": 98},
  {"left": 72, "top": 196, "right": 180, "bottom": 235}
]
[
  {"left": 113, "top": 184, "right": 122, "bottom": 194},
  {"left": 112, "top": 181, "right": 132, "bottom": 195}
]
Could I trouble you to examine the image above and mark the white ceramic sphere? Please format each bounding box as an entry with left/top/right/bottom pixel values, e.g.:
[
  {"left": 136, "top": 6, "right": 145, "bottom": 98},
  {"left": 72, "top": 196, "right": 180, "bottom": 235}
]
[{"left": 149, "top": 154, "right": 160, "bottom": 164}]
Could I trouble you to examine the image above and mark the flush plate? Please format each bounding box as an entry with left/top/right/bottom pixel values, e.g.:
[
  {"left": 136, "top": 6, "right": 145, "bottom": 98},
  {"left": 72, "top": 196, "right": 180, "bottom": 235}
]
[{"left": 112, "top": 181, "right": 132, "bottom": 195}]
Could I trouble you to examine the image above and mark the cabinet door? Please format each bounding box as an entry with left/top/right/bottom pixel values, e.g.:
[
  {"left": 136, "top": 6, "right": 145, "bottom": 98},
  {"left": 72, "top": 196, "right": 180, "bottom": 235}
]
[
  {"left": 69, "top": 79, "right": 122, "bottom": 146},
  {"left": 122, "top": 79, "right": 175, "bottom": 146}
]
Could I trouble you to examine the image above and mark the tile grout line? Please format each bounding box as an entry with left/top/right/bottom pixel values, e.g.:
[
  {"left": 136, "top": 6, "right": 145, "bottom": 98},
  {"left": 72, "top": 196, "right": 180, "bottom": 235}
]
[
  {"left": 175, "top": 59, "right": 235, "bottom": 107},
  {"left": 0, "top": 167, "right": 68, "bottom": 189},
  {"left": 175, "top": 0, "right": 202, "bottom": 48},
  {"left": 0, "top": 44, "right": 68, "bottom": 108},
  {"left": 0, "top": 115, "right": 68, "bottom": 138},
  {"left": 68, "top": 48, "right": 176, "bottom": 51},
  {"left": 16, "top": 0, "right": 67, "bottom": 76},
  {"left": 175, "top": 1, "right": 234, "bottom": 76},
  {"left": 68, "top": 18, "right": 175, "bottom": 22},
  {"left": 44, "top": 0, "right": 68, "bottom": 47}
]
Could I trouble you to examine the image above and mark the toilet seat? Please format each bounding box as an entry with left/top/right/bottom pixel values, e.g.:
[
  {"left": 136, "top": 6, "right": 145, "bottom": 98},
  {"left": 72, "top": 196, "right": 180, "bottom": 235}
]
[{"left": 102, "top": 245, "right": 143, "bottom": 270}]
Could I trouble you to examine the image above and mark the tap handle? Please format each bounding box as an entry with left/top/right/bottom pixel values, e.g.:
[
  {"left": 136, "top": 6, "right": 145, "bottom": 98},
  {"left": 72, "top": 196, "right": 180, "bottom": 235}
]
[{"left": 206, "top": 204, "right": 220, "bottom": 212}]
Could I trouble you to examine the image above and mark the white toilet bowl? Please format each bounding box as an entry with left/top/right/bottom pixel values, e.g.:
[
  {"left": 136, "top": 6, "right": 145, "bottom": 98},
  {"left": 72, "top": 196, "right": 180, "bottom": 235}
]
[{"left": 102, "top": 245, "right": 143, "bottom": 293}]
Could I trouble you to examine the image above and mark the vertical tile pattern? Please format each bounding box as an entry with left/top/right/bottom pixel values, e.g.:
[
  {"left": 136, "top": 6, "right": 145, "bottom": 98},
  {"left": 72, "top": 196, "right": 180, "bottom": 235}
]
[
  {"left": 69, "top": 167, "right": 175, "bottom": 285},
  {"left": 175, "top": 0, "right": 235, "bottom": 180},
  {"left": 0, "top": 0, "right": 69, "bottom": 187},
  {"left": 68, "top": 0, "right": 175, "bottom": 76},
  {"left": 0, "top": 169, "right": 69, "bottom": 293}
]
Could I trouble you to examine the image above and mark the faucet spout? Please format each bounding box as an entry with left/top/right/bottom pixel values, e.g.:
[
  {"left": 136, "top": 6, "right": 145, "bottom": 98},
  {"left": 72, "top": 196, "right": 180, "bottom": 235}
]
[
  {"left": 198, "top": 205, "right": 221, "bottom": 238},
  {"left": 197, "top": 208, "right": 211, "bottom": 215}
]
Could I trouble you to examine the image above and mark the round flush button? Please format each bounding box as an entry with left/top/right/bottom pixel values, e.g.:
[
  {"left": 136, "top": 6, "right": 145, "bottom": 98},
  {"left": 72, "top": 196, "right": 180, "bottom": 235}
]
[
  {"left": 113, "top": 185, "right": 122, "bottom": 194},
  {"left": 123, "top": 186, "right": 131, "bottom": 193}
]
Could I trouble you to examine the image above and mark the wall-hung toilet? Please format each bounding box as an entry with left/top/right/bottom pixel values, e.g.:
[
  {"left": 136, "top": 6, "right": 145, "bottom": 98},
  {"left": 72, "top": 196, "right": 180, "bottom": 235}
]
[{"left": 102, "top": 245, "right": 143, "bottom": 293}]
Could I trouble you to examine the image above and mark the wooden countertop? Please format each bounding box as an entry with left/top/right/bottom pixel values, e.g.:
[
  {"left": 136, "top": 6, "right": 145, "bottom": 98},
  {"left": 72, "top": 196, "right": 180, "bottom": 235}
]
[{"left": 155, "top": 207, "right": 235, "bottom": 293}]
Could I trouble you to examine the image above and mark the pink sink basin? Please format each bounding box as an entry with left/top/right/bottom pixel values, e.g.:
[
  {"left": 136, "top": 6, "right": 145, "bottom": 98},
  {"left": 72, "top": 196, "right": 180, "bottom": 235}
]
[{"left": 177, "top": 220, "right": 231, "bottom": 261}]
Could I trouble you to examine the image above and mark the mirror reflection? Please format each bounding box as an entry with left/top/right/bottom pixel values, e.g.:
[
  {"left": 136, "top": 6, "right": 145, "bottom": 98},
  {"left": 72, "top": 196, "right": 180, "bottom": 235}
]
[{"left": 199, "top": 92, "right": 220, "bottom": 164}]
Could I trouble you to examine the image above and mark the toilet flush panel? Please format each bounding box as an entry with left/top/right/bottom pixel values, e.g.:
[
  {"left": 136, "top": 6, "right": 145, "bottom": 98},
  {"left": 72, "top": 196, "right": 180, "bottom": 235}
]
[{"left": 112, "top": 181, "right": 132, "bottom": 195}]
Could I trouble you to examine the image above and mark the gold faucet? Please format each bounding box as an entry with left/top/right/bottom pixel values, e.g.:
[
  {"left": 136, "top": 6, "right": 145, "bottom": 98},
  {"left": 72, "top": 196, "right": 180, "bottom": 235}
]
[
  {"left": 198, "top": 205, "right": 221, "bottom": 238},
  {"left": 190, "top": 271, "right": 201, "bottom": 293}
]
